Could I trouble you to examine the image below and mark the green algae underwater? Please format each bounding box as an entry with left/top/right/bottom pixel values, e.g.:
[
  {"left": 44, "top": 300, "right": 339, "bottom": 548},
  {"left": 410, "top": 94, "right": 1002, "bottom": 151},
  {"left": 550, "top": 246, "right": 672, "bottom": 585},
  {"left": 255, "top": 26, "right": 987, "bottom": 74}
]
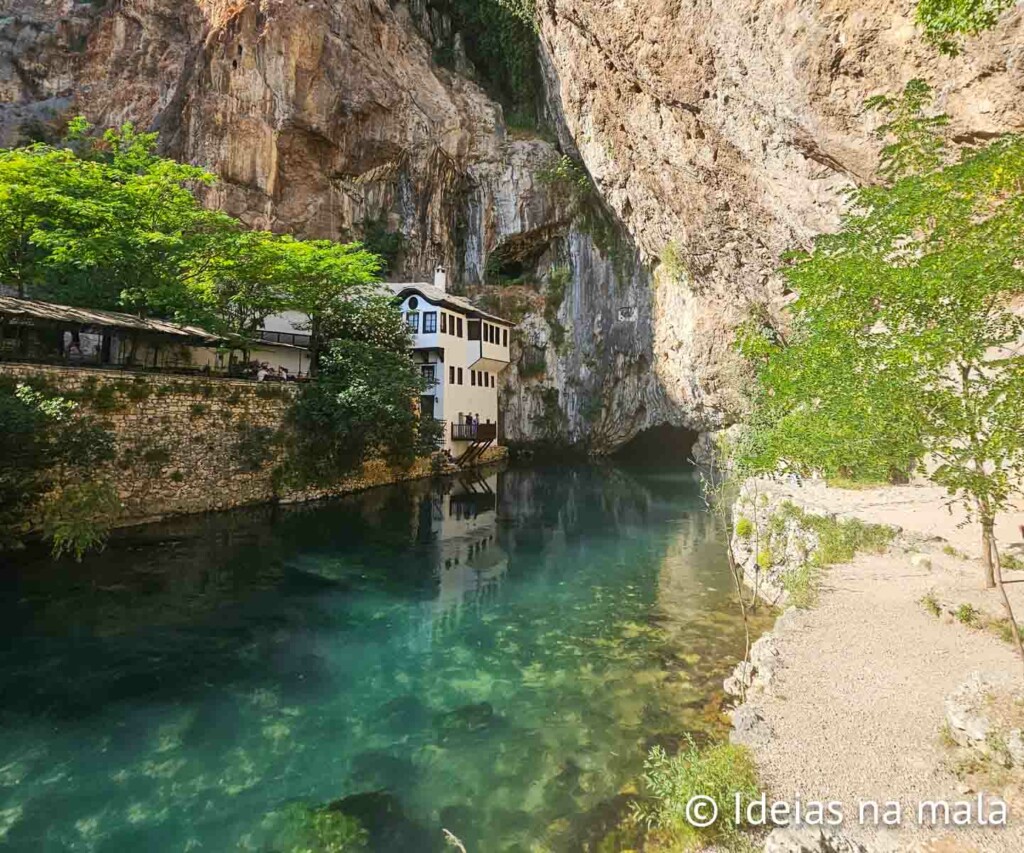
[{"left": 0, "top": 463, "right": 769, "bottom": 851}]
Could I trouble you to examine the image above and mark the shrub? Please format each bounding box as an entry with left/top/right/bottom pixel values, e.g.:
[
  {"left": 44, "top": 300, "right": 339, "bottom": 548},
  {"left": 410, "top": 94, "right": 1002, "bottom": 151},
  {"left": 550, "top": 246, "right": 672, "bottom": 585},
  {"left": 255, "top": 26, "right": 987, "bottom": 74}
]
[
  {"left": 755, "top": 548, "right": 774, "bottom": 570},
  {"left": 0, "top": 382, "right": 115, "bottom": 553},
  {"left": 126, "top": 376, "right": 152, "bottom": 401},
  {"left": 735, "top": 516, "right": 754, "bottom": 539},
  {"left": 141, "top": 445, "right": 172, "bottom": 466},
  {"left": 286, "top": 339, "right": 436, "bottom": 485},
  {"left": 773, "top": 503, "right": 894, "bottom": 565},
  {"left": 955, "top": 603, "right": 982, "bottom": 628},
  {"left": 90, "top": 384, "right": 119, "bottom": 411},
  {"left": 1003, "top": 553, "right": 1024, "bottom": 571},
  {"left": 783, "top": 562, "right": 822, "bottom": 609},
  {"left": 432, "top": 0, "right": 543, "bottom": 128},
  {"left": 518, "top": 346, "right": 547, "bottom": 379},
  {"left": 916, "top": 0, "right": 1015, "bottom": 56},
  {"left": 543, "top": 264, "right": 571, "bottom": 353},
  {"left": 921, "top": 591, "right": 942, "bottom": 617},
  {"left": 43, "top": 481, "right": 121, "bottom": 561},
  {"left": 661, "top": 240, "right": 685, "bottom": 283},
  {"left": 630, "top": 738, "right": 758, "bottom": 849}
]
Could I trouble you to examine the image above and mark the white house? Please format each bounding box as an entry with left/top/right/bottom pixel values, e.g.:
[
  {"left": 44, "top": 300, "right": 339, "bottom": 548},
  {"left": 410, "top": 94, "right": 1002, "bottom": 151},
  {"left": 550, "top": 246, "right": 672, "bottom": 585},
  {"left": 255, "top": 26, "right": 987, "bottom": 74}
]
[
  {"left": 392, "top": 268, "right": 514, "bottom": 456},
  {"left": 255, "top": 267, "right": 514, "bottom": 456},
  {"left": 248, "top": 310, "right": 312, "bottom": 377}
]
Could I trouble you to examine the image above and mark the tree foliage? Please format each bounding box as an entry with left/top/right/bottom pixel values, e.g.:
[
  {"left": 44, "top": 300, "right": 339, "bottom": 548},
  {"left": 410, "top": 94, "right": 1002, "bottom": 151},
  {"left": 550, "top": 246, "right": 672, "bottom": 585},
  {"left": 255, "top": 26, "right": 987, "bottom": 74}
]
[
  {"left": 287, "top": 340, "right": 443, "bottom": 484},
  {"left": 0, "top": 118, "right": 392, "bottom": 357},
  {"left": 916, "top": 0, "right": 1016, "bottom": 56},
  {"left": 0, "top": 380, "right": 117, "bottom": 556},
  {"left": 1, "top": 119, "right": 234, "bottom": 324},
  {"left": 863, "top": 78, "right": 950, "bottom": 181},
  {"left": 739, "top": 81, "right": 1024, "bottom": 591}
]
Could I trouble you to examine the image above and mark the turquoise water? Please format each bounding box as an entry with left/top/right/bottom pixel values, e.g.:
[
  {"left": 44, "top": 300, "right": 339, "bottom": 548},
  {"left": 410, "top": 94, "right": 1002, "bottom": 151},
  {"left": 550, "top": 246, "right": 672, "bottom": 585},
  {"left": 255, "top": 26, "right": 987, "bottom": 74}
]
[{"left": 0, "top": 464, "right": 758, "bottom": 852}]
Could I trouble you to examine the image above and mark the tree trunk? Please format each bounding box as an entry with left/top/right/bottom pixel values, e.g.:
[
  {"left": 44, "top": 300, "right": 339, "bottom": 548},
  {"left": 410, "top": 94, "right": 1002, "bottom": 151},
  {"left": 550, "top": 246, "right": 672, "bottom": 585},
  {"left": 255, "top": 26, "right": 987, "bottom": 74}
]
[
  {"left": 982, "top": 516, "right": 997, "bottom": 589},
  {"left": 991, "top": 538, "right": 1024, "bottom": 680}
]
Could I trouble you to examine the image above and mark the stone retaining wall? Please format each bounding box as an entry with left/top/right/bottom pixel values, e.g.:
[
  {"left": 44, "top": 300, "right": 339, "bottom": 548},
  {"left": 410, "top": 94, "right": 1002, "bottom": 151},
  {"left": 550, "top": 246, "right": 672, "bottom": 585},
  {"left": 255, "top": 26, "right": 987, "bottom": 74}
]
[{"left": 2, "top": 363, "right": 506, "bottom": 528}]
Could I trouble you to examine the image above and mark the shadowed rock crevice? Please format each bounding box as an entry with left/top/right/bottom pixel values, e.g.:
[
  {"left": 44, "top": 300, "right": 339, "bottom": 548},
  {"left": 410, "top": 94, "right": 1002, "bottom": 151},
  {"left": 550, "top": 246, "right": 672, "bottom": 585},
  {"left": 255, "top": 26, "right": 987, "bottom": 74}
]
[{"left": 612, "top": 424, "right": 699, "bottom": 467}]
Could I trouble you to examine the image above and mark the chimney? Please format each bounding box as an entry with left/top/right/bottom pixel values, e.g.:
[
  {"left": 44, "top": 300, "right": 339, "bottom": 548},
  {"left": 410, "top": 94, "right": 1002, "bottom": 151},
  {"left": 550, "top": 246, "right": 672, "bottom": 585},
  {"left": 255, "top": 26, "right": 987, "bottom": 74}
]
[{"left": 433, "top": 265, "right": 448, "bottom": 292}]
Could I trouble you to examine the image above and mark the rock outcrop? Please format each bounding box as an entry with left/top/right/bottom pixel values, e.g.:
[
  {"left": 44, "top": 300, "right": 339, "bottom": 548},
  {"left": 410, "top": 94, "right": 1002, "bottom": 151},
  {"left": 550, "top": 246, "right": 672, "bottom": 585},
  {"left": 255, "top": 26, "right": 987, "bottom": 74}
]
[
  {"left": 537, "top": 0, "right": 1024, "bottom": 430},
  {"left": 3, "top": 0, "right": 1024, "bottom": 450}
]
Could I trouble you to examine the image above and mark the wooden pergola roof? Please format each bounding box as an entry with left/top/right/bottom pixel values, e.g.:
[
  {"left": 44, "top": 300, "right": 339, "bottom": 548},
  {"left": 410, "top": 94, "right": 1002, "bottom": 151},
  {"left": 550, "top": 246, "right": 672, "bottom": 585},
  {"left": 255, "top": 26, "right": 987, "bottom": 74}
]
[{"left": 0, "top": 296, "right": 225, "bottom": 345}]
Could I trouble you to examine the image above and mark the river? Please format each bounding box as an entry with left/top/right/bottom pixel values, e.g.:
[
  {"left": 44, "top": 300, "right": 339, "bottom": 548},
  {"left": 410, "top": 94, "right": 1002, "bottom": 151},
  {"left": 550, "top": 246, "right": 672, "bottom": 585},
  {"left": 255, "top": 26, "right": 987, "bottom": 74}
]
[{"left": 0, "top": 463, "right": 765, "bottom": 851}]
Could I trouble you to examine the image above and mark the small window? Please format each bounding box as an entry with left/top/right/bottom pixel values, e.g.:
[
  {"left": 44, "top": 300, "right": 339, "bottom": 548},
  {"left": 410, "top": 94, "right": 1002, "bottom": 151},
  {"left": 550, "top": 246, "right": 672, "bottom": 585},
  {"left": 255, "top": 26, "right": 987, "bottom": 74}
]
[
  {"left": 408, "top": 296, "right": 419, "bottom": 310},
  {"left": 406, "top": 312, "right": 420, "bottom": 332},
  {"left": 423, "top": 312, "right": 437, "bottom": 333},
  {"left": 457, "top": 367, "right": 463, "bottom": 385},
  {"left": 457, "top": 317, "right": 463, "bottom": 337},
  {"left": 421, "top": 365, "right": 436, "bottom": 385},
  {"left": 440, "top": 313, "right": 447, "bottom": 334},
  {"left": 471, "top": 370, "right": 476, "bottom": 387},
  {"left": 490, "top": 374, "right": 496, "bottom": 388},
  {"left": 502, "top": 328, "right": 508, "bottom": 347},
  {"left": 449, "top": 365, "right": 455, "bottom": 384}
]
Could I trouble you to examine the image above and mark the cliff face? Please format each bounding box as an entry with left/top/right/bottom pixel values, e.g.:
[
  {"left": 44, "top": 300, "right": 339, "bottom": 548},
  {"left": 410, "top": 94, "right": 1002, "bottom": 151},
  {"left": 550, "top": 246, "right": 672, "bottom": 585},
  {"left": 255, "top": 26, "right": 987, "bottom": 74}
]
[
  {"left": 537, "top": 0, "right": 1024, "bottom": 433},
  {"left": 3, "top": 0, "right": 1023, "bottom": 452}
]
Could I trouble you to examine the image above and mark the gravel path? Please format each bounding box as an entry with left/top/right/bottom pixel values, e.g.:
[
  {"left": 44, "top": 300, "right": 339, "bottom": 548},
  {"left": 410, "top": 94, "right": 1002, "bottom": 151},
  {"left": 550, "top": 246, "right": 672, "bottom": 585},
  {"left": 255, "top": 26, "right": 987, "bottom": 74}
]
[{"left": 744, "top": 485, "right": 1024, "bottom": 852}]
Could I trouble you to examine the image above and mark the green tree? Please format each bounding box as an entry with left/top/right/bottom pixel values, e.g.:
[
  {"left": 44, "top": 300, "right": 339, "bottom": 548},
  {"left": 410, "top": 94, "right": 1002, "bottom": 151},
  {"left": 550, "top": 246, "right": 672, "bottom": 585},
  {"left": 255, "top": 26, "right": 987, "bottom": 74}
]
[
  {"left": 200, "top": 229, "right": 290, "bottom": 341},
  {"left": 739, "top": 82, "right": 1024, "bottom": 663},
  {"left": 271, "top": 238, "right": 384, "bottom": 373},
  {"left": 0, "top": 119, "right": 233, "bottom": 324},
  {"left": 287, "top": 339, "right": 441, "bottom": 484},
  {"left": 317, "top": 291, "right": 413, "bottom": 355},
  {"left": 0, "top": 145, "right": 78, "bottom": 297}
]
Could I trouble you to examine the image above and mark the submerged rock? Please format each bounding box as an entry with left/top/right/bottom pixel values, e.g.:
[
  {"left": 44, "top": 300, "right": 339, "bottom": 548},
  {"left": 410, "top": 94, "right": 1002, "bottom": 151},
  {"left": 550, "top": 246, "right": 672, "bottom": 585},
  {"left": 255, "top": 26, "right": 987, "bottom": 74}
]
[
  {"left": 433, "top": 701, "right": 498, "bottom": 739},
  {"left": 349, "top": 751, "right": 419, "bottom": 794},
  {"left": 328, "top": 790, "right": 440, "bottom": 852}
]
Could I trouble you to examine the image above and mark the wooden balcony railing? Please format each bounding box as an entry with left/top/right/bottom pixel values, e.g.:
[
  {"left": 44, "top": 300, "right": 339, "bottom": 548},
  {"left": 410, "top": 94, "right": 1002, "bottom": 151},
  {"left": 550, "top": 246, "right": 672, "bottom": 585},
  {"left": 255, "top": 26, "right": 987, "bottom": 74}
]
[{"left": 451, "top": 422, "right": 497, "bottom": 442}]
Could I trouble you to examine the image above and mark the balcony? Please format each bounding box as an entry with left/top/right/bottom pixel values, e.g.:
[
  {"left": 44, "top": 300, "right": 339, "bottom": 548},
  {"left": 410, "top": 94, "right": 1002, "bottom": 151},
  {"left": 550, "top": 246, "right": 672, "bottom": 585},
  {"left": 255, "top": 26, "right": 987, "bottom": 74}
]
[{"left": 451, "top": 422, "right": 497, "bottom": 442}]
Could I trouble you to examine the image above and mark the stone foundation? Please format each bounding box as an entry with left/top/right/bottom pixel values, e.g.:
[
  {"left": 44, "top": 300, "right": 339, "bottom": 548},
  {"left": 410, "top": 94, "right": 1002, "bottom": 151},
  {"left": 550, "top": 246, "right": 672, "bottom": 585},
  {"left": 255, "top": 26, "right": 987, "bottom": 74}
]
[{"left": 2, "top": 363, "right": 507, "bottom": 529}]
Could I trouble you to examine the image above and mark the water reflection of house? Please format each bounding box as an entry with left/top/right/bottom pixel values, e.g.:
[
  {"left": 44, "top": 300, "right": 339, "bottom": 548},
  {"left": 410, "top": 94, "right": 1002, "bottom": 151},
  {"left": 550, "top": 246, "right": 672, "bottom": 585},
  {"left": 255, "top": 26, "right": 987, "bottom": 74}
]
[{"left": 417, "top": 472, "right": 508, "bottom": 623}]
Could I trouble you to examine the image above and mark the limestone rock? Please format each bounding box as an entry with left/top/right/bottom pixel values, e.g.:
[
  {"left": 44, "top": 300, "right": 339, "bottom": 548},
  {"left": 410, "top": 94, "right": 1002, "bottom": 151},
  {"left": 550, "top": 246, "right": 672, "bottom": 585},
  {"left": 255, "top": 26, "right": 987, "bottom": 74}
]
[
  {"left": 945, "top": 671, "right": 998, "bottom": 748},
  {"left": 725, "top": 634, "right": 783, "bottom": 697},
  {"left": 730, "top": 703, "right": 774, "bottom": 749},
  {"left": 945, "top": 671, "right": 1024, "bottom": 768},
  {"left": 538, "top": 0, "right": 1024, "bottom": 430}
]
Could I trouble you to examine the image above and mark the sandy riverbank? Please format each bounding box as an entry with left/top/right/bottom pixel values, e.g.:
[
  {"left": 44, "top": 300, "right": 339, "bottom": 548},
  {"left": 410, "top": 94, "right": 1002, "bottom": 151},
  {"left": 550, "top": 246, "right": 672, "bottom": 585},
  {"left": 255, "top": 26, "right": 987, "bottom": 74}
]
[{"left": 730, "top": 481, "right": 1024, "bottom": 853}]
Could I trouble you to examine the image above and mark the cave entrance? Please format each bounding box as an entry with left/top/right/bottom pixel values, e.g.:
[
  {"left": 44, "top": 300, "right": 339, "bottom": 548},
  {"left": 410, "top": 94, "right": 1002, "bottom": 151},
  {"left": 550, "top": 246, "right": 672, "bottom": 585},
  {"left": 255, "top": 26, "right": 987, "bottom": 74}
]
[{"left": 613, "top": 424, "right": 699, "bottom": 467}]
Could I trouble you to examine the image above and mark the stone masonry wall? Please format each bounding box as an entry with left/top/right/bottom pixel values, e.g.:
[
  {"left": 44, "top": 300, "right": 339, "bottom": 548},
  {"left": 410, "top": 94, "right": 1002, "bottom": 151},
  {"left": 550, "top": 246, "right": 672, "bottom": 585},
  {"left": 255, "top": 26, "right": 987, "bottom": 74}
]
[{"left": 2, "top": 363, "right": 505, "bottom": 528}]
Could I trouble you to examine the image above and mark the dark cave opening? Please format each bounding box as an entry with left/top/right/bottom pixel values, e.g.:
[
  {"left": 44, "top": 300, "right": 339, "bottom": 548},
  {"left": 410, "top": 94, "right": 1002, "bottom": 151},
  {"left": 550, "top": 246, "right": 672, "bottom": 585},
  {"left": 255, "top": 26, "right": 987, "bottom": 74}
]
[{"left": 613, "top": 424, "right": 700, "bottom": 467}]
